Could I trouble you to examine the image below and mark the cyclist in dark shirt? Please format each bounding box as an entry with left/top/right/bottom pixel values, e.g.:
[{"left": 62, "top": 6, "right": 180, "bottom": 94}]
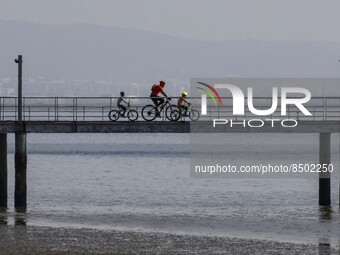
[{"left": 117, "top": 91, "right": 128, "bottom": 117}]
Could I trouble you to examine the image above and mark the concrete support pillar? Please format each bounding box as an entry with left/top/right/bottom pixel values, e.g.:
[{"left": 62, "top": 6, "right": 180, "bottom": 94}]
[
  {"left": 0, "top": 134, "right": 7, "bottom": 208},
  {"left": 15, "top": 132, "right": 27, "bottom": 210},
  {"left": 319, "top": 133, "right": 331, "bottom": 206}
]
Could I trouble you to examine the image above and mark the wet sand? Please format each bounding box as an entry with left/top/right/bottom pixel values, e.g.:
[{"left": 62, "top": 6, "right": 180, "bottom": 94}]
[{"left": 0, "top": 225, "right": 338, "bottom": 254}]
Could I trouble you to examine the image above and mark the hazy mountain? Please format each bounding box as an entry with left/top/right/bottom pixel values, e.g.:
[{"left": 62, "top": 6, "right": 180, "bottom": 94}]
[{"left": 1, "top": 20, "right": 339, "bottom": 83}]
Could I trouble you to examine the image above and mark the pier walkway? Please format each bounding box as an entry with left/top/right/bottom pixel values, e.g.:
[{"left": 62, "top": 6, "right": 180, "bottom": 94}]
[{"left": 0, "top": 96, "right": 339, "bottom": 133}]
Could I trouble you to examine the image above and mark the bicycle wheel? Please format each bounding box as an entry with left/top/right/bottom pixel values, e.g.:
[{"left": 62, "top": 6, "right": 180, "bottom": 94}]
[
  {"left": 165, "top": 105, "right": 180, "bottom": 121},
  {"left": 108, "top": 110, "right": 120, "bottom": 121},
  {"left": 141, "top": 105, "right": 157, "bottom": 121},
  {"left": 170, "top": 109, "right": 181, "bottom": 121},
  {"left": 127, "top": 110, "right": 138, "bottom": 121},
  {"left": 189, "top": 109, "right": 200, "bottom": 121}
]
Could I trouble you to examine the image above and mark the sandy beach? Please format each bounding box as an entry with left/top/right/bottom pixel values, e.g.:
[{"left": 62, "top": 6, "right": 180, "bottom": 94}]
[{"left": 0, "top": 225, "right": 338, "bottom": 255}]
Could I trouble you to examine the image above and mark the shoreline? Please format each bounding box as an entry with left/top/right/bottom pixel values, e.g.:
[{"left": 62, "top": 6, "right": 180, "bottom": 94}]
[
  {"left": 0, "top": 225, "right": 338, "bottom": 254},
  {"left": 3, "top": 209, "right": 340, "bottom": 246}
]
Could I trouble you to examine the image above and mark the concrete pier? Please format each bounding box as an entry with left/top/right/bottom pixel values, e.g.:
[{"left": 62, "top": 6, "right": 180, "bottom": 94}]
[
  {"left": 14, "top": 132, "right": 27, "bottom": 209},
  {"left": 0, "top": 134, "right": 7, "bottom": 208},
  {"left": 0, "top": 119, "right": 338, "bottom": 209},
  {"left": 319, "top": 133, "right": 331, "bottom": 206}
]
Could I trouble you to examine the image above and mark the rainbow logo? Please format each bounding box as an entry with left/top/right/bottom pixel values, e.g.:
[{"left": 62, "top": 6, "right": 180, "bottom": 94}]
[{"left": 196, "top": 82, "right": 223, "bottom": 106}]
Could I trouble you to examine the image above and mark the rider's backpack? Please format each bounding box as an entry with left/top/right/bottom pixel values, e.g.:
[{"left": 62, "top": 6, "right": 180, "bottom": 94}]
[{"left": 151, "top": 84, "right": 158, "bottom": 92}]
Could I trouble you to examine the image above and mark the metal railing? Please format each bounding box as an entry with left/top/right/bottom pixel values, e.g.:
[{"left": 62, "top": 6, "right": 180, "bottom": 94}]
[{"left": 0, "top": 96, "right": 339, "bottom": 122}]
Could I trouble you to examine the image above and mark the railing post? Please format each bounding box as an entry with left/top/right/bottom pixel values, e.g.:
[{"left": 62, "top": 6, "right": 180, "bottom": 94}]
[
  {"left": 323, "top": 98, "right": 326, "bottom": 121},
  {"left": 0, "top": 97, "right": 2, "bottom": 121},
  {"left": 14, "top": 98, "right": 17, "bottom": 121},
  {"left": 76, "top": 98, "right": 78, "bottom": 122},
  {"left": 72, "top": 97, "right": 78, "bottom": 122},
  {"left": 319, "top": 132, "right": 331, "bottom": 206},
  {"left": 73, "top": 98, "right": 75, "bottom": 122},
  {"left": 102, "top": 107, "right": 104, "bottom": 121},
  {"left": 55, "top": 97, "right": 58, "bottom": 121}
]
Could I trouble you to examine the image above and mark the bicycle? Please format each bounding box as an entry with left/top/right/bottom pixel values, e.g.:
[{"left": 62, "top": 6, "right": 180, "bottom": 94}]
[
  {"left": 108, "top": 102, "right": 138, "bottom": 121},
  {"left": 141, "top": 97, "right": 180, "bottom": 121},
  {"left": 172, "top": 103, "right": 200, "bottom": 121}
]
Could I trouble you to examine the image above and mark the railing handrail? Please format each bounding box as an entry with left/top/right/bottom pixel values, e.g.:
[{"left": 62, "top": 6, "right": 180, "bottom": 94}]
[
  {"left": 0, "top": 96, "right": 339, "bottom": 122},
  {"left": 1, "top": 96, "right": 340, "bottom": 99}
]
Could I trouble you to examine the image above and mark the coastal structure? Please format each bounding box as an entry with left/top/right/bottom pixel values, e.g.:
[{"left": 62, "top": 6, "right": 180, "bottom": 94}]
[{"left": 0, "top": 95, "right": 339, "bottom": 210}]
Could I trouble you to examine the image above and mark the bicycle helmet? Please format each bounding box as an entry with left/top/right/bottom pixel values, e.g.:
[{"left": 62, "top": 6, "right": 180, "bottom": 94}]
[
  {"left": 182, "top": 92, "right": 188, "bottom": 96},
  {"left": 160, "top": 80, "right": 165, "bottom": 86},
  {"left": 120, "top": 91, "right": 125, "bottom": 96}
]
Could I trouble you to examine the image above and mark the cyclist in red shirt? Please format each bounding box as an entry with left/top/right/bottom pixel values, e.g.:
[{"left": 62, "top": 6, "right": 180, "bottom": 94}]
[{"left": 150, "top": 80, "right": 170, "bottom": 116}]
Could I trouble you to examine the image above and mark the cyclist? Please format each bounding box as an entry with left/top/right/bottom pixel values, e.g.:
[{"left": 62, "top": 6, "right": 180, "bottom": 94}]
[
  {"left": 117, "top": 91, "right": 128, "bottom": 117},
  {"left": 150, "top": 80, "right": 170, "bottom": 116},
  {"left": 177, "top": 92, "right": 191, "bottom": 116}
]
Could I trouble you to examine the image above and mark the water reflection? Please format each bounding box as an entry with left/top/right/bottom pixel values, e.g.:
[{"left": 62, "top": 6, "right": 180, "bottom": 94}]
[
  {"left": 14, "top": 208, "right": 27, "bottom": 226},
  {"left": 0, "top": 208, "right": 28, "bottom": 226},
  {"left": 318, "top": 206, "right": 340, "bottom": 254},
  {"left": 0, "top": 207, "right": 7, "bottom": 225},
  {"left": 319, "top": 206, "right": 333, "bottom": 221},
  {"left": 318, "top": 238, "right": 332, "bottom": 255}
]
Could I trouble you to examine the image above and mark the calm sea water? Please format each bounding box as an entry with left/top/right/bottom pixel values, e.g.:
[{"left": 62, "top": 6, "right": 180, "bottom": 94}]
[{"left": 3, "top": 133, "right": 340, "bottom": 246}]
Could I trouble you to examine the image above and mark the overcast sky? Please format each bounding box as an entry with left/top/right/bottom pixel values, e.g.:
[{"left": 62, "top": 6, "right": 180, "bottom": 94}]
[{"left": 1, "top": 0, "right": 339, "bottom": 41}]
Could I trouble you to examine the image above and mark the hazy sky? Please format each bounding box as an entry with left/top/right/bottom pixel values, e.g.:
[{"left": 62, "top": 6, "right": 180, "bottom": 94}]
[{"left": 1, "top": 0, "right": 339, "bottom": 41}]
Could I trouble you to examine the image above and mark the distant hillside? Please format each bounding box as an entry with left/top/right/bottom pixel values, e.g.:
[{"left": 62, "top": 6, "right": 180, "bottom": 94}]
[{"left": 1, "top": 20, "right": 340, "bottom": 82}]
